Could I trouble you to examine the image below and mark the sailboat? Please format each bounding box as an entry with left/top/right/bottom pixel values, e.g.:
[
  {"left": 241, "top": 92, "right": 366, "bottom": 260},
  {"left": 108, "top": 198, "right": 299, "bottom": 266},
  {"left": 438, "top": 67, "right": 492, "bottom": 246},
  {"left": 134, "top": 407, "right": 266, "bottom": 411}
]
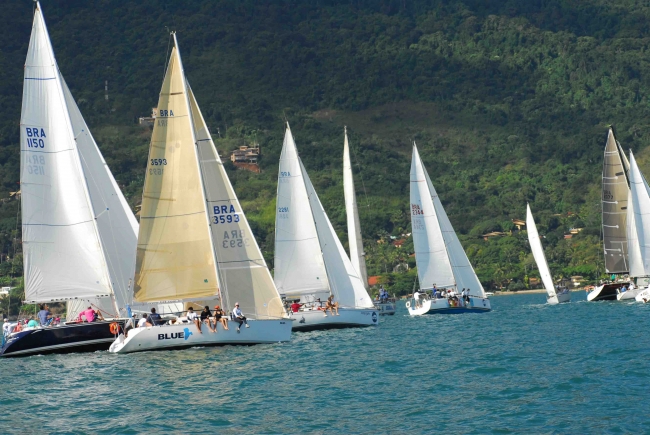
[
  {"left": 589, "top": 129, "right": 632, "bottom": 301},
  {"left": 109, "top": 34, "right": 291, "bottom": 353},
  {"left": 526, "top": 204, "right": 570, "bottom": 304},
  {"left": 343, "top": 128, "right": 395, "bottom": 315},
  {"left": 407, "top": 143, "right": 490, "bottom": 315},
  {"left": 274, "top": 124, "right": 378, "bottom": 330},
  {"left": 1, "top": 3, "right": 137, "bottom": 357},
  {"left": 624, "top": 151, "right": 650, "bottom": 302}
]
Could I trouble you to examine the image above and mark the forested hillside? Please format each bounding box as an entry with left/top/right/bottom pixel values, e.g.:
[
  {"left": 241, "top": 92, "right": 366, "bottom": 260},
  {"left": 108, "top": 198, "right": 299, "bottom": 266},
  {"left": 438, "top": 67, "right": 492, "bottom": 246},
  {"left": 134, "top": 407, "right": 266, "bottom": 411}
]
[{"left": 2, "top": 0, "right": 650, "bottom": 294}]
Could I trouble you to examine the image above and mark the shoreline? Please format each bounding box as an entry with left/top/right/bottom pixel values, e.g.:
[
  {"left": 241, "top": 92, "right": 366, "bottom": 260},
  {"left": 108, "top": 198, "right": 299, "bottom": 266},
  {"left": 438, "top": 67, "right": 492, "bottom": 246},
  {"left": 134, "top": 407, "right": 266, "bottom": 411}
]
[{"left": 491, "top": 288, "right": 586, "bottom": 296}]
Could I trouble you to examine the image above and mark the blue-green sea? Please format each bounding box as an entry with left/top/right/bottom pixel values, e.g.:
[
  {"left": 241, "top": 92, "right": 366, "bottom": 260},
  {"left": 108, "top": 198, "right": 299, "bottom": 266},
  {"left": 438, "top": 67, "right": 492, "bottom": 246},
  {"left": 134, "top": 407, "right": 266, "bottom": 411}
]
[{"left": 2, "top": 291, "right": 649, "bottom": 434}]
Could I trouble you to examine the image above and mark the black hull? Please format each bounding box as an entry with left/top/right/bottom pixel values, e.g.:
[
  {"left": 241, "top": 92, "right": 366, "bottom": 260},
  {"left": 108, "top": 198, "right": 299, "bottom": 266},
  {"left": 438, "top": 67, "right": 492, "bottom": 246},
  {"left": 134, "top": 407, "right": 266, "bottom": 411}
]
[
  {"left": 1, "top": 320, "right": 125, "bottom": 358},
  {"left": 590, "top": 283, "right": 623, "bottom": 301}
]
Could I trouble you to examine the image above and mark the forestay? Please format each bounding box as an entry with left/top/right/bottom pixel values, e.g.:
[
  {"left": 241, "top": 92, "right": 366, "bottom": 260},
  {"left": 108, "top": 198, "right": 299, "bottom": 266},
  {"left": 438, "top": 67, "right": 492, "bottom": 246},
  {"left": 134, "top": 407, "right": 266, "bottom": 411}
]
[
  {"left": 21, "top": 4, "right": 122, "bottom": 305},
  {"left": 134, "top": 44, "right": 219, "bottom": 302},
  {"left": 189, "top": 85, "right": 284, "bottom": 319},
  {"left": 274, "top": 126, "right": 330, "bottom": 296},
  {"left": 627, "top": 152, "right": 650, "bottom": 278},
  {"left": 526, "top": 204, "right": 555, "bottom": 298},
  {"left": 343, "top": 128, "right": 369, "bottom": 289},
  {"left": 602, "top": 129, "right": 630, "bottom": 273},
  {"left": 411, "top": 144, "right": 485, "bottom": 297}
]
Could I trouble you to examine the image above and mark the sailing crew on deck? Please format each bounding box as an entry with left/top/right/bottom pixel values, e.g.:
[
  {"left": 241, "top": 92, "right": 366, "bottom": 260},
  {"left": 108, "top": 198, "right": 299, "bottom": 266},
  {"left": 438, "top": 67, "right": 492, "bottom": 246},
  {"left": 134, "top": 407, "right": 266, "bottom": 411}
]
[
  {"left": 201, "top": 306, "right": 214, "bottom": 333},
  {"left": 232, "top": 303, "right": 249, "bottom": 332},
  {"left": 413, "top": 290, "right": 421, "bottom": 308},
  {"left": 137, "top": 313, "right": 149, "bottom": 328},
  {"left": 186, "top": 307, "right": 201, "bottom": 334},
  {"left": 38, "top": 304, "right": 51, "bottom": 326},
  {"left": 78, "top": 306, "right": 96, "bottom": 322},
  {"left": 213, "top": 305, "right": 229, "bottom": 331},
  {"left": 290, "top": 301, "right": 303, "bottom": 313},
  {"left": 326, "top": 295, "right": 340, "bottom": 315}
]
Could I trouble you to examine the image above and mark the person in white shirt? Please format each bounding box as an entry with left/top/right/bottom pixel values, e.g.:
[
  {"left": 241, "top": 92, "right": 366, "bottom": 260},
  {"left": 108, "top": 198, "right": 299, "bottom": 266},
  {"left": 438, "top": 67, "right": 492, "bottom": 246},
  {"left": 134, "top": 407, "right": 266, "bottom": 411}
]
[
  {"left": 232, "top": 302, "right": 249, "bottom": 332},
  {"left": 186, "top": 307, "right": 202, "bottom": 334},
  {"left": 137, "top": 313, "right": 149, "bottom": 328},
  {"left": 413, "top": 290, "right": 420, "bottom": 308}
]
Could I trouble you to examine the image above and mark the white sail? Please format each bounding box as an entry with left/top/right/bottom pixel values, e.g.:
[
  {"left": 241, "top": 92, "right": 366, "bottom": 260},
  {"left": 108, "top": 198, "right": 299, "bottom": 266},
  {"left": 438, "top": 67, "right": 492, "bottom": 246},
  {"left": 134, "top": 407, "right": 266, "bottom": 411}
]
[
  {"left": 21, "top": 4, "right": 117, "bottom": 304},
  {"left": 301, "top": 161, "right": 373, "bottom": 308},
  {"left": 627, "top": 152, "right": 650, "bottom": 277},
  {"left": 274, "top": 126, "right": 330, "bottom": 296},
  {"left": 526, "top": 204, "right": 555, "bottom": 298},
  {"left": 411, "top": 144, "right": 485, "bottom": 297},
  {"left": 410, "top": 144, "right": 454, "bottom": 288},
  {"left": 343, "top": 128, "right": 368, "bottom": 289},
  {"left": 189, "top": 85, "right": 284, "bottom": 319}
]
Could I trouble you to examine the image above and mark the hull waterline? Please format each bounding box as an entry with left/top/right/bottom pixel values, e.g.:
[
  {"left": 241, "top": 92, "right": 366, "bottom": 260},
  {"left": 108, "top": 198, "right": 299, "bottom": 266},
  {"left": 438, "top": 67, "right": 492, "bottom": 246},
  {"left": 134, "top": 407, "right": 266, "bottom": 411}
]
[{"left": 289, "top": 308, "right": 378, "bottom": 331}]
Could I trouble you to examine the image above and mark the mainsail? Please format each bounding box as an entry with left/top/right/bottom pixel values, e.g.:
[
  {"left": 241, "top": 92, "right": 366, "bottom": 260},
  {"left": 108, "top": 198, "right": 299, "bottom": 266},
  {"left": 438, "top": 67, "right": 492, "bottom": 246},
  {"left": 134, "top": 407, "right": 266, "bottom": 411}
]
[
  {"left": 602, "top": 128, "right": 630, "bottom": 273},
  {"left": 134, "top": 34, "right": 284, "bottom": 319},
  {"left": 627, "top": 152, "right": 650, "bottom": 278},
  {"left": 274, "top": 125, "right": 373, "bottom": 308},
  {"left": 526, "top": 204, "right": 556, "bottom": 298},
  {"left": 343, "top": 127, "right": 369, "bottom": 289},
  {"left": 21, "top": 3, "right": 136, "bottom": 317},
  {"left": 410, "top": 143, "right": 485, "bottom": 297}
]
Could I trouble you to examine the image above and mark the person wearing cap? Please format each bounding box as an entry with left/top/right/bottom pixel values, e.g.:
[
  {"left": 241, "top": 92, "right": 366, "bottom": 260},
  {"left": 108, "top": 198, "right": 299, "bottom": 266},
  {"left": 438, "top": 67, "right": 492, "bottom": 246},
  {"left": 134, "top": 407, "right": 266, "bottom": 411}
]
[
  {"left": 186, "top": 307, "right": 202, "bottom": 334},
  {"left": 212, "top": 305, "right": 229, "bottom": 331},
  {"left": 232, "top": 302, "right": 249, "bottom": 332}
]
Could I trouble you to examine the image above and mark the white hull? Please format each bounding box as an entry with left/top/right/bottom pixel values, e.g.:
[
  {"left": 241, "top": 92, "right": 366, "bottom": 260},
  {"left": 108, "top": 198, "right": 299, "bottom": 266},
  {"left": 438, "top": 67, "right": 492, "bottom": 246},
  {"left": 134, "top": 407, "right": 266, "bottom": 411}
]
[
  {"left": 109, "top": 318, "right": 292, "bottom": 354},
  {"left": 617, "top": 287, "right": 642, "bottom": 301},
  {"left": 373, "top": 301, "right": 397, "bottom": 315},
  {"left": 635, "top": 289, "right": 650, "bottom": 303},
  {"left": 547, "top": 291, "right": 571, "bottom": 305},
  {"left": 289, "top": 307, "right": 378, "bottom": 331},
  {"left": 407, "top": 296, "right": 491, "bottom": 316}
]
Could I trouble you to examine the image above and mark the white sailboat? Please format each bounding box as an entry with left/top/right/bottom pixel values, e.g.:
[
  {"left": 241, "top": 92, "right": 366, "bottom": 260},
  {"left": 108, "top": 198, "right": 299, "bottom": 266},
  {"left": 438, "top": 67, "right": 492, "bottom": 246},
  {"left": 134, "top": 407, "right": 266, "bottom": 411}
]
[
  {"left": 109, "top": 34, "right": 291, "bottom": 353},
  {"left": 407, "top": 143, "right": 490, "bottom": 315},
  {"left": 343, "top": 127, "right": 395, "bottom": 315},
  {"left": 274, "top": 124, "right": 378, "bottom": 330},
  {"left": 589, "top": 129, "right": 632, "bottom": 301},
  {"left": 624, "top": 152, "right": 650, "bottom": 302},
  {"left": 2, "top": 2, "right": 137, "bottom": 357},
  {"left": 526, "top": 204, "right": 570, "bottom": 304}
]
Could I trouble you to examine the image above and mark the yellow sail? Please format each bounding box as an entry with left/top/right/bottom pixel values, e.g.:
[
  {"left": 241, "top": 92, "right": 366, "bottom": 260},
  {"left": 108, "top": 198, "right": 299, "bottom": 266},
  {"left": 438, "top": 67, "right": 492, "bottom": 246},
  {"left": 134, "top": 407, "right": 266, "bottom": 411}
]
[
  {"left": 134, "top": 44, "right": 219, "bottom": 302},
  {"left": 188, "top": 86, "right": 285, "bottom": 319}
]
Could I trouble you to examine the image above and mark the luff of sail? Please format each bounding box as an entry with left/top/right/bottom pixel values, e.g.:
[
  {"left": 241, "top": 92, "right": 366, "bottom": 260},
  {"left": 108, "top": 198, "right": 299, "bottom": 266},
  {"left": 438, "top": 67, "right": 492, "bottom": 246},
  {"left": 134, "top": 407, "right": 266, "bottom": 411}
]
[
  {"left": 188, "top": 85, "right": 284, "bottom": 319},
  {"left": 134, "top": 42, "right": 219, "bottom": 302},
  {"left": 526, "top": 204, "right": 556, "bottom": 298},
  {"left": 602, "top": 129, "right": 630, "bottom": 273},
  {"left": 411, "top": 143, "right": 486, "bottom": 297},
  {"left": 274, "top": 126, "right": 330, "bottom": 296},
  {"left": 21, "top": 3, "right": 120, "bottom": 305},
  {"left": 343, "top": 128, "right": 369, "bottom": 289},
  {"left": 627, "top": 152, "right": 650, "bottom": 277}
]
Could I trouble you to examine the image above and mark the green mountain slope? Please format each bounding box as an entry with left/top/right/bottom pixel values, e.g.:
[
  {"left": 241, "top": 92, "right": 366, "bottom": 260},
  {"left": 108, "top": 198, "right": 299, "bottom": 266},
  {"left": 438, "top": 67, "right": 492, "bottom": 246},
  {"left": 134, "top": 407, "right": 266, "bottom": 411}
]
[{"left": 2, "top": 0, "right": 650, "bottom": 293}]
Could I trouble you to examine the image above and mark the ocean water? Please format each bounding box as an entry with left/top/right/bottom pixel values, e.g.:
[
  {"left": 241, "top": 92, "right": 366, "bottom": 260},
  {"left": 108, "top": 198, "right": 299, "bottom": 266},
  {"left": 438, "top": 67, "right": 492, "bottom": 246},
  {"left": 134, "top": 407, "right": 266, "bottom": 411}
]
[{"left": 2, "top": 291, "right": 649, "bottom": 434}]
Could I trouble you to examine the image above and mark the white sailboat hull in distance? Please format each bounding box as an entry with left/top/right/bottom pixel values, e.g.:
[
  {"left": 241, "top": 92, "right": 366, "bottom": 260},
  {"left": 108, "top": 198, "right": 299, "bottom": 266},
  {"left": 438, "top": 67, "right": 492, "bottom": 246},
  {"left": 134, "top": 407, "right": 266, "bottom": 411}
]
[
  {"left": 635, "top": 288, "right": 650, "bottom": 303},
  {"left": 406, "top": 296, "right": 491, "bottom": 316},
  {"left": 108, "top": 319, "right": 292, "bottom": 354},
  {"left": 547, "top": 291, "right": 571, "bottom": 305},
  {"left": 289, "top": 307, "right": 378, "bottom": 331}
]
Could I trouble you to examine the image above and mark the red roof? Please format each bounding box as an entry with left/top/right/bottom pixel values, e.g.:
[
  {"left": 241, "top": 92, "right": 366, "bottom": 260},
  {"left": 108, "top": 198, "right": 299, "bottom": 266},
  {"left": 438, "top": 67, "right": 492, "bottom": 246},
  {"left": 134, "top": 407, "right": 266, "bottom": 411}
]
[{"left": 393, "top": 239, "right": 405, "bottom": 247}]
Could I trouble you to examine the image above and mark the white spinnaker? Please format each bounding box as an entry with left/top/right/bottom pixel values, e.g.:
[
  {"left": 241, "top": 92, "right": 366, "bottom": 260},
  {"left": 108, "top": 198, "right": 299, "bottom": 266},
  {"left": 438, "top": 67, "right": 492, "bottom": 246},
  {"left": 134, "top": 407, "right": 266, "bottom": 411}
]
[
  {"left": 628, "top": 152, "right": 650, "bottom": 277},
  {"left": 410, "top": 144, "right": 455, "bottom": 289},
  {"left": 343, "top": 128, "right": 369, "bottom": 289},
  {"left": 302, "top": 160, "right": 373, "bottom": 308},
  {"left": 526, "top": 204, "right": 555, "bottom": 298},
  {"left": 21, "top": 4, "right": 113, "bottom": 304},
  {"left": 274, "top": 126, "right": 330, "bottom": 296},
  {"left": 189, "top": 85, "right": 285, "bottom": 319},
  {"left": 61, "top": 77, "right": 138, "bottom": 315}
]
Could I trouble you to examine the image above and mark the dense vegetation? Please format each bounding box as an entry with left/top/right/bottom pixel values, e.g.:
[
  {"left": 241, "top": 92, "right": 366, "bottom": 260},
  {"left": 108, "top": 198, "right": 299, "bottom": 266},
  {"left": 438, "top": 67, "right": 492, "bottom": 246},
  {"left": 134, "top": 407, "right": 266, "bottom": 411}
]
[{"left": 2, "top": 0, "right": 650, "bottom": 301}]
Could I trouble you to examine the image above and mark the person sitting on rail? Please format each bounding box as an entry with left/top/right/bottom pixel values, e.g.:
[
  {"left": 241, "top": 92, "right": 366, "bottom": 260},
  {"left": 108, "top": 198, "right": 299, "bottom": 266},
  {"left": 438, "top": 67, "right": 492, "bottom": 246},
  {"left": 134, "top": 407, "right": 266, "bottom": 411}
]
[
  {"left": 186, "top": 307, "right": 202, "bottom": 334},
  {"left": 213, "top": 305, "right": 229, "bottom": 331},
  {"left": 326, "top": 295, "right": 340, "bottom": 315},
  {"left": 232, "top": 302, "right": 249, "bottom": 332},
  {"left": 200, "top": 306, "right": 214, "bottom": 333}
]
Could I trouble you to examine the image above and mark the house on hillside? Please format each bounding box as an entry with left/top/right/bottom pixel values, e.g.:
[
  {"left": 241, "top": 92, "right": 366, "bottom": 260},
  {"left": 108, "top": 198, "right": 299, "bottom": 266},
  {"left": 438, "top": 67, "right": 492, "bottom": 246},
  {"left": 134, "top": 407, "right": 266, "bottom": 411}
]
[
  {"left": 482, "top": 231, "right": 506, "bottom": 241},
  {"left": 231, "top": 144, "right": 261, "bottom": 173},
  {"left": 512, "top": 218, "right": 526, "bottom": 231},
  {"left": 139, "top": 107, "right": 157, "bottom": 127}
]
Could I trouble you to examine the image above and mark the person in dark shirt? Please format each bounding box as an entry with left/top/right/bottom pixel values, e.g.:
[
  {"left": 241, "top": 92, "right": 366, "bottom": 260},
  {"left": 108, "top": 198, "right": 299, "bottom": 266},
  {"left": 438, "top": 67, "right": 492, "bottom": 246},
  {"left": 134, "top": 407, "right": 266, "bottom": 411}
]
[
  {"left": 200, "top": 306, "right": 214, "bottom": 332},
  {"left": 148, "top": 308, "right": 162, "bottom": 326}
]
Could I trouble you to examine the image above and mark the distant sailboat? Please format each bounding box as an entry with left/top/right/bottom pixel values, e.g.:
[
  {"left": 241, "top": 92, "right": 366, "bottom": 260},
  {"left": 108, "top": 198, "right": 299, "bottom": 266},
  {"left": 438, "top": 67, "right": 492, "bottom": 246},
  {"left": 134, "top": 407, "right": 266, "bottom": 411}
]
[
  {"left": 274, "top": 124, "right": 378, "bottom": 330},
  {"left": 2, "top": 2, "right": 136, "bottom": 357},
  {"left": 109, "top": 34, "right": 291, "bottom": 353},
  {"left": 407, "top": 143, "right": 490, "bottom": 315},
  {"left": 589, "top": 129, "right": 631, "bottom": 301},
  {"left": 343, "top": 127, "right": 395, "bottom": 315},
  {"left": 526, "top": 204, "right": 570, "bottom": 304}
]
